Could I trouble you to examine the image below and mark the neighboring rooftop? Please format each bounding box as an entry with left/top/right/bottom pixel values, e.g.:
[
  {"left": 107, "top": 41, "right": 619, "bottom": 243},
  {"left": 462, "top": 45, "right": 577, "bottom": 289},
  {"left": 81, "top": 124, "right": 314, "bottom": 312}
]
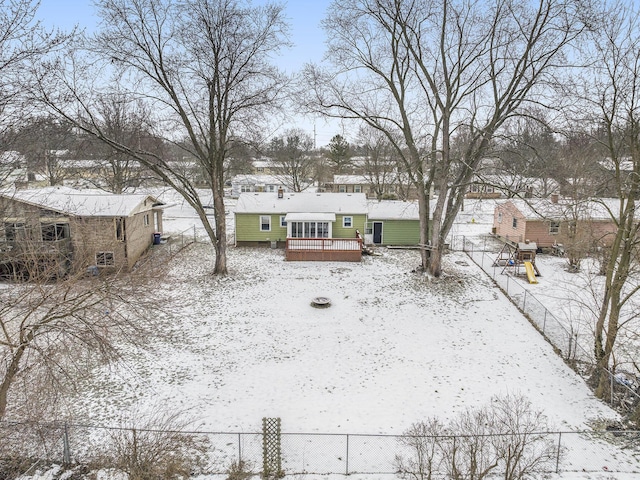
[{"left": 1, "top": 186, "right": 162, "bottom": 217}]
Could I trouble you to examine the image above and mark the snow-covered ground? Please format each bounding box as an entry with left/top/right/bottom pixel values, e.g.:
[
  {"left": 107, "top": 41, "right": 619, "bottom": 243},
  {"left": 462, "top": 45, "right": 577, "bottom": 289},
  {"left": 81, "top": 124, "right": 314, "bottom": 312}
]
[{"left": 29, "top": 192, "right": 633, "bottom": 478}]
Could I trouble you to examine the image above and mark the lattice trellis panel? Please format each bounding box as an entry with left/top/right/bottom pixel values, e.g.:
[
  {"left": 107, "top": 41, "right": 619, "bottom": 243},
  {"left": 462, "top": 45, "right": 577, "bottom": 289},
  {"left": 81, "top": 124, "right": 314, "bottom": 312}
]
[{"left": 262, "top": 417, "right": 283, "bottom": 478}]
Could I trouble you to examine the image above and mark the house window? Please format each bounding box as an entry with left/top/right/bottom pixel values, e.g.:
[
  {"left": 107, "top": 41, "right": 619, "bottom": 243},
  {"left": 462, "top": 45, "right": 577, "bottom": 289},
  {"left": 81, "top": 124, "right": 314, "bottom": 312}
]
[
  {"left": 41, "top": 223, "right": 69, "bottom": 241},
  {"left": 497, "top": 212, "right": 503, "bottom": 224},
  {"left": 512, "top": 218, "right": 518, "bottom": 228},
  {"left": 354, "top": 185, "right": 362, "bottom": 193},
  {"left": 290, "top": 221, "right": 329, "bottom": 238},
  {"left": 549, "top": 221, "right": 560, "bottom": 235},
  {"left": 260, "top": 215, "right": 271, "bottom": 231},
  {"left": 96, "top": 251, "right": 115, "bottom": 267},
  {"left": 143, "top": 214, "right": 150, "bottom": 226},
  {"left": 343, "top": 216, "right": 353, "bottom": 228},
  {"left": 116, "top": 218, "right": 125, "bottom": 241},
  {"left": 4, "top": 222, "right": 26, "bottom": 242},
  {"left": 280, "top": 215, "right": 287, "bottom": 228},
  {"left": 241, "top": 185, "right": 252, "bottom": 193},
  {"left": 338, "top": 185, "right": 346, "bottom": 193}
]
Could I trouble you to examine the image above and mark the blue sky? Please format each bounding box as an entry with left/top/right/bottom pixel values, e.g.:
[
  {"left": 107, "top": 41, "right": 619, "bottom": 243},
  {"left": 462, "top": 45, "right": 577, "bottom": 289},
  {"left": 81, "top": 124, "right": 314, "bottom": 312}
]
[{"left": 36, "top": 0, "right": 347, "bottom": 146}]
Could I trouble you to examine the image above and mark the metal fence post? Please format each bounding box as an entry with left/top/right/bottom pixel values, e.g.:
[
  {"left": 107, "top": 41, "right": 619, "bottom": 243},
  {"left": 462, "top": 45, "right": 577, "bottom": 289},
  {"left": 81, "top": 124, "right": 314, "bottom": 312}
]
[
  {"left": 543, "top": 310, "right": 547, "bottom": 334},
  {"left": 555, "top": 432, "right": 562, "bottom": 473},
  {"left": 238, "top": 433, "right": 242, "bottom": 463},
  {"left": 63, "top": 423, "right": 71, "bottom": 465},
  {"left": 523, "top": 290, "right": 527, "bottom": 312},
  {"left": 345, "top": 434, "right": 350, "bottom": 475},
  {"left": 506, "top": 275, "right": 510, "bottom": 294},
  {"left": 193, "top": 224, "right": 197, "bottom": 243}
]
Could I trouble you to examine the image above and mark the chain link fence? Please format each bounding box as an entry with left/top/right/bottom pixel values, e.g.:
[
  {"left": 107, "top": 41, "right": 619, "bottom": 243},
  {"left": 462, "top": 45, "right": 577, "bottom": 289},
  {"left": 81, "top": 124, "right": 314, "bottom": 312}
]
[
  {"left": 0, "top": 421, "right": 638, "bottom": 476},
  {"left": 457, "top": 235, "right": 640, "bottom": 414}
]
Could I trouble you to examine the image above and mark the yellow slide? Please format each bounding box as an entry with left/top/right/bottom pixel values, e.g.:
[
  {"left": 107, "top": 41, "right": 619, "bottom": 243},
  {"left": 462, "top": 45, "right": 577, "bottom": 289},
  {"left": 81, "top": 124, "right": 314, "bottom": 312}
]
[{"left": 524, "top": 261, "right": 538, "bottom": 284}]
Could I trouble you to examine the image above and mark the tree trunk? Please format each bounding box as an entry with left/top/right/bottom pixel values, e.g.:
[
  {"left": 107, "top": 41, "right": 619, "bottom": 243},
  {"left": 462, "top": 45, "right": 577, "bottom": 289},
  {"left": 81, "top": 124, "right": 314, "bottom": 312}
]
[
  {"left": 428, "top": 173, "right": 450, "bottom": 278},
  {"left": 417, "top": 185, "right": 430, "bottom": 270},
  {"left": 595, "top": 295, "right": 621, "bottom": 398},
  {"left": 212, "top": 184, "right": 227, "bottom": 275},
  {"left": 0, "top": 344, "right": 27, "bottom": 420}
]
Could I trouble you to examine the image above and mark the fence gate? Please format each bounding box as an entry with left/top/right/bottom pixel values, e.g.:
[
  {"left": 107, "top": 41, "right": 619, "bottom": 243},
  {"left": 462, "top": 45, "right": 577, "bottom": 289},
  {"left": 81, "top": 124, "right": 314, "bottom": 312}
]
[{"left": 262, "top": 417, "right": 283, "bottom": 478}]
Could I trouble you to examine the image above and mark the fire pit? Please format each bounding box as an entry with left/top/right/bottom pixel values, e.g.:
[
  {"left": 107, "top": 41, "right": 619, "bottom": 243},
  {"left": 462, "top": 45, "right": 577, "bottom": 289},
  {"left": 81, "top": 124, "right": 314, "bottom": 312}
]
[{"left": 311, "top": 297, "right": 331, "bottom": 308}]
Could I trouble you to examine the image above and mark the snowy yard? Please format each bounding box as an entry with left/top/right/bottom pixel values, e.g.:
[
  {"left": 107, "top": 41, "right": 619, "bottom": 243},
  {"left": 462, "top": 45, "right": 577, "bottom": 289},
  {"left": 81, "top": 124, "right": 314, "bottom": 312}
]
[
  {"left": 34, "top": 192, "right": 636, "bottom": 478},
  {"left": 0, "top": 191, "right": 621, "bottom": 479}
]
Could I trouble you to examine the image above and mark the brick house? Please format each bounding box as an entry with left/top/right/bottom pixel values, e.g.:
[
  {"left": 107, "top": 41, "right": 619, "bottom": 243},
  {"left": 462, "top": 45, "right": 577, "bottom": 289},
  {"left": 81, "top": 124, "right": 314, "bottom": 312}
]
[{"left": 493, "top": 198, "right": 627, "bottom": 249}]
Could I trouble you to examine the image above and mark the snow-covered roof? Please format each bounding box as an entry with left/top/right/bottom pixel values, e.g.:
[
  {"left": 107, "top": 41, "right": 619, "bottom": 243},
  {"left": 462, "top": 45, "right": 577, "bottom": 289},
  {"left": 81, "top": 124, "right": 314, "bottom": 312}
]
[
  {"left": 235, "top": 192, "right": 368, "bottom": 215},
  {"left": 502, "top": 199, "right": 566, "bottom": 219},
  {"left": 502, "top": 198, "right": 639, "bottom": 221},
  {"left": 333, "top": 175, "right": 369, "bottom": 184},
  {"left": 367, "top": 200, "right": 420, "bottom": 220},
  {"left": 1, "top": 186, "right": 162, "bottom": 217},
  {"left": 231, "top": 174, "right": 285, "bottom": 185}
]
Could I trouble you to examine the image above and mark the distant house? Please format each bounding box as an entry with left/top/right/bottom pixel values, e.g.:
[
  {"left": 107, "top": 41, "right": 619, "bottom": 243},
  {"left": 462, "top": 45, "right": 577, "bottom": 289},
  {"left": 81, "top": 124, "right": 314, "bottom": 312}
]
[
  {"left": 0, "top": 151, "right": 27, "bottom": 188},
  {"left": 0, "top": 186, "right": 165, "bottom": 279},
  {"left": 366, "top": 200, "right": 420, "bottom": 246},
  {"left": 467, "top": 174, "right": 559, "bottom": 199},
  {"left": 328, "top": 174, "right": 420, "bottom": 200},
  {"left": 230, "top": 174, "right": 289, "bottom": 197},
  {"left": 250, "top": 158, "right": 279, "bottom": 174},
  {"left": 492, "top": 198, "right": 626, "bottom": 249}
]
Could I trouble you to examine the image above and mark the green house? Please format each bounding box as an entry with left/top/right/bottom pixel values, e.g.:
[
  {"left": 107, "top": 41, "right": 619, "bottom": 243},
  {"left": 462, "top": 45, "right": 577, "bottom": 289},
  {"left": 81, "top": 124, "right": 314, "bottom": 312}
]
[
  {"left": 365, "top": 200, "right": 420, "bottom": 246},
  {"left": 234, "top": 192, "right": 422, "bottom": 261},
  {"left": 234, "top": 192, "right": 368, "bottom": 248}
]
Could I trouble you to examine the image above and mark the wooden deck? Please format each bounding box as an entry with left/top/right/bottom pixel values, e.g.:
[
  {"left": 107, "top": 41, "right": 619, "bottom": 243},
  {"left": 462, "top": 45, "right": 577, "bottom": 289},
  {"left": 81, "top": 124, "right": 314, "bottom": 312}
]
[{"left": 285, "top": 238, "right": 362, "bottom": 262}]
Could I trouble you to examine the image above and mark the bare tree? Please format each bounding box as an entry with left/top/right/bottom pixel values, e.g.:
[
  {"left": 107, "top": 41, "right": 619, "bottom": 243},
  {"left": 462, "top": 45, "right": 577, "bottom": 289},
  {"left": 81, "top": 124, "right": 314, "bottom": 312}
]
[
  {"left": 395, "top": 394, "right": 558, "bottom": 480},
  {"left": 0, "top": 0, "right": 69, "bottom": 142},
  {"left": 36, "top": 0, "right": 290, "bottom": 275},
  {"left": 107, "top": 408, "right": 209, "bottom": 480},
  {"left": 572, "top": 2, "right": 640, "bottom": 398},
  {"left": 0, "top": 259, "right": 158, "bottom": 421},
  {"left": 356, "top": 125, "right": 401, "bottom": 199},
  {"left": 11, "top": 115, "right": 74, "bottom": 186},
  {"left": 268, "top": 128, "right": 315, "bottom": 192},
  {"left": 0, "top": 0, "right": 71, "bottom": 190},
  {"left": 303, "top": 0, "right": 585, "bottom": 276},
  {"left": 85, "top": 92, "right": 161, "bottom": 193}
]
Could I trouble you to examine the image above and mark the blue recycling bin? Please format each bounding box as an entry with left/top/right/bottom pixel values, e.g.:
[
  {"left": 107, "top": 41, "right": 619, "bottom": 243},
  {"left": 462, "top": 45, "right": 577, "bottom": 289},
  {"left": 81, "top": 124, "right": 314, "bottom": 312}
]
[{"left": 153, "top": 232, "right": 162, "bottom": 245}]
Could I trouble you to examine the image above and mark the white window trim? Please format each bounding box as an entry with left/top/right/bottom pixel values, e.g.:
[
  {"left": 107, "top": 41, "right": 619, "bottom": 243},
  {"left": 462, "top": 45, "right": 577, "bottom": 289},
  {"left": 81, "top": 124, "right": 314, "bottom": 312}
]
[
  {"left": 280, "top": 215, "right": 287, "bottom": 228},
  {"left": 260, "top": 215, "right": 271, "bottom": 232},
  {"left": 549, "top": 221, "right": 560, "bottom": 235},
  {"left": 287, "top": 221, "right": 333, "bottom": 238},
  {"left": 343, "top": 216, "right": 353, "bottom": 228}
]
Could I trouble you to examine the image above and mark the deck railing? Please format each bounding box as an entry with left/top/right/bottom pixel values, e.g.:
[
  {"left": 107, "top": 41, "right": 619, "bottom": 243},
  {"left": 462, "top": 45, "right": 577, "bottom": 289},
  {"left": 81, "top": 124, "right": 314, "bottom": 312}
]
[{"left": 285, "top": 237, "right": 362, "bottom": 251}]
